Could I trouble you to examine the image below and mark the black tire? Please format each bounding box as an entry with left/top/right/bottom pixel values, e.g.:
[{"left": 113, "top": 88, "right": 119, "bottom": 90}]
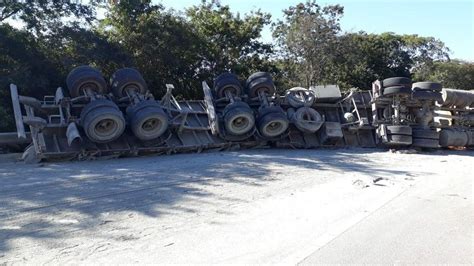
[
  {"left": 412, "top": 91, "right": 442, "bottom": 101},
  {"left": 412, "top": 138, "right": 439, "bottom": 148},
  {"left": 258, "top": 112, "right": 289, "bottom": 138},
  {"left": 258, "top": 105, "right": 285, "bottom": 118},
  {"left": 214, "top": 72, "right": 236, "bottom": 86},
  {"left": 292, "top": 107, "right": 323, "bottom": 133},
  {"left": 129, "top": 102, "right": 168, "bottom": 141},
  {"left": 246, "top": 72, "right": 275, "bottom": 98},
  {"left": 81, "top": 101, "right": 126, "bottom": 143},
  {"left": 386, "top": 134, "right": 412, "bottom": 145},
  {"left": 110, "top": 68, "right": 147, "bottom": 98},
  {"left": 67, "top": 65, "right": 107, "bottom": 98},
  {"left": 386, "top": 125, "right": 412, "bottom": 135},
  {"left": 382, "top": 86, "right": 411, "bottom": 96},
  {"left": 213, "top": 73, "right": 242, "bottom": 98},
  {"left": 286, "top": 87, "right": 315, "bottom": 108},
  {"left": 412, "top": 129, "right": 439, "bottom": 139},
  {"left": 223, "top": 103, "right": 255, "bottom": 136},
  {"left": 412, "top": 82, "right": 442, "bottom": 92},
  {"left": 382, "top": 77, "right": 412, "bottom": 89},
  {"left": 245, "top": 72, "right": 272, "bottom": 88},
  {"left": 80, "top": 99, "right": 118, "bottom": 121}
]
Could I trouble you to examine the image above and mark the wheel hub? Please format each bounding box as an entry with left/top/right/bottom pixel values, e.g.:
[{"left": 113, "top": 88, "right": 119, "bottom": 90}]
[
  {"left": 232, "top": 116, "right": 249, "bottom": 129},
  {"left": 142, "top": 118, "right": 161, "bottom": 132},
  {"left": 95, "top": 118, "right": 118, "bottom": 136}
]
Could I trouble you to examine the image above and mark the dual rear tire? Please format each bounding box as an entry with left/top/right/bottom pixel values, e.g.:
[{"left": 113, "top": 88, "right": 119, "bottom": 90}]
[
  {"left": 127, "top": 100, "right": 168, "bottom": 141},
  {"left": 110, "top": 68, "right": 148, "bottom": 97},
  {"left": 214, "top": 73, "right": 242, "bottom": 98},
  {"left": 222, "top": 101, "right": 255, "bottom": 136},
  {"left": 381, "top": 77, "right": 412, "bottom": 97},
  {"left": 257, "top": 106, "right": 289, "bottom": 138},
  {"left": 66, "top": 66, "right": 108, "bottom": 98},
  {"left": 80, "top": 99, "right": 126, "bottom": 143},
  {"left": 246, "top": 72, "right": 276, "bottom": 98}
]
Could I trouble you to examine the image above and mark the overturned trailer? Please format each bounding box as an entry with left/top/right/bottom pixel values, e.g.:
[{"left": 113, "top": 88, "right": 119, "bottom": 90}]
[{"left": 6, "top": 66, "right": 474, "bottom": 162}]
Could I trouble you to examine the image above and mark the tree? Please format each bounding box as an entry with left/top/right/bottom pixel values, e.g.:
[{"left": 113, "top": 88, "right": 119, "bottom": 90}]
[
  {"left": 0, "top": 1, "right": 104, "bottom": 132},
  {"left": 326, "top": 32, "right": 449, "bottom": 89},
  {"left": 0, "top": 24, "right": 61, "bottom": 132},
  {"left": 101, "top": 0, "right": 204, "bottom": 98},
  {"left": 43, "top": 23, "right": 132, "bottom": 79},
  {"left": 273, "top": 1, "right": 344, "bottom": 87},
  {"left": 414, "top": 60, "right": 474, "bottom": 90},
  {"left": 0, "top": 0, "right": 97, "bottom": 34},
  {"left": 187, "top": 0, "right": 276, "bottom": 80}
]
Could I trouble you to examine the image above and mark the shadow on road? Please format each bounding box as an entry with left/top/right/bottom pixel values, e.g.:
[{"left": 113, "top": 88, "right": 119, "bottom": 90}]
[{"left": 0, "top": 148, "right": 470, "bottom": 254}]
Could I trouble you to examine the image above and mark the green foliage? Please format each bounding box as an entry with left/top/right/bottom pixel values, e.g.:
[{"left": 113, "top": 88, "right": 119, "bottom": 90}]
[
  {"left": 44, "top": 23, "right": 132, "bottom": 79},
  {"left": 414, "top": 60, "right": 474, "bottom": 90},
  {"left": 187, "top": 0, "right": 274, "bottom": 79},
  {"left": 273, "top": 1, "right": 344, "bottom": 88},
  {"left": 328, "top": 32, "right": 450, "bottom": 89},
  {"left": 272, "top": 1, "right": 450, "bottom": 90},
  {"left": 0, "top": 24, "right": 61, "bottom": 93},
  {"left": 101, "top": 1, "right": 203, "bottom": 98},
  {"left": 0, "top": 0, "right": 97, "bottom": 34},
  {"left": 0, "top": 24, "right": 63, "bottom": 132},
  {"left": 0, "top": 0, "right": 467, "bottom": 133}
]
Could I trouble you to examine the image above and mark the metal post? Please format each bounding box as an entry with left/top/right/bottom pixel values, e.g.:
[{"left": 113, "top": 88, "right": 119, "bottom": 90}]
[{"left": 10, "top": 84, "right": 26, "bottom": 139}]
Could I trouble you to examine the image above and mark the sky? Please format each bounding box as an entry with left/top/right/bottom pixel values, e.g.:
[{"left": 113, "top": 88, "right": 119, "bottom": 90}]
[{"left": 156, "top": 0, "right": 474, "bottom": 61}]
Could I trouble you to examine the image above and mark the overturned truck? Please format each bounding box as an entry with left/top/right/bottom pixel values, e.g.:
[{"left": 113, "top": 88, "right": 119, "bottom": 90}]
[{"left": 6, "top": 66, "right": 474, "bottom": 162}]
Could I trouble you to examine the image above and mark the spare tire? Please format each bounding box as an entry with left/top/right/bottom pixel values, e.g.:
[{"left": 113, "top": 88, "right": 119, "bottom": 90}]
[
  {"left": 286, "top": 87, "right": 315, "bottom": 108},
  {"left": 292, "top": 107, "right": 323, "bottom": 133},
  {"left": 245, "top": 72, "right": 272, "bottom": 88},
  {"left": 128, "top": 101, "right": 168, "bottom": 141},
  {"left": 382, "top": 86, "right": 411, "bottom": 96},
  {"left": 81, "top": 100, "right": 125, "bottom": 143},
  {"left": 213, "top": 73, "right": 242, "bottom": 98},
  {"left": 67, "top": 65, "right": 107, "bottom": 98},
  {"left": 382, "top": 77, "right": 412, "bottom": 89},
  {"left": 223, "top": 102, "right": 255, "bottom": 136},
  {"left": 412, "top": 81, "right": 442, "bottom": 92},
  {"left": 110, "top": 68, "right": 147, "bottom": 98},
  {"left": 258, "top": 111, "right": 289, "bottom": 138},
  {"left": 246, "top": 72, "right": 276, "bottom": 98}
]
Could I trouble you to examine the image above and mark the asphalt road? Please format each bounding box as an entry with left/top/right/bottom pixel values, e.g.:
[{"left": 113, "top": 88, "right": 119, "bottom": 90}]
[
  {"left": 0, "top": 149, "right": 472, "bottom": 264},
  {"left": 300, "top": 160, "right": 473, "bottom": 264}
]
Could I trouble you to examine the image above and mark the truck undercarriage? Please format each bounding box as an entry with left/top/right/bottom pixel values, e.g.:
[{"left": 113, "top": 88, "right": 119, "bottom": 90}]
[{"left": 4, "top": 66, "right": 473, "bottom": 162}]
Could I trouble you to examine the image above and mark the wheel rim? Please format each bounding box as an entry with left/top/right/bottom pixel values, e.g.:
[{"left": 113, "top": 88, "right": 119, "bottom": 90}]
[
  {"left": 94, "top": 118, "right": 119, "bottom": 138},
  {"left": 255, "top": 87, "right": 271, "bottom": 96},
  {"left": 264, "top": 120, "right": 285, "bottom": 136},
  {"left": 141, "top": 117, "right": 161, "bottom": 132},
  {"left": 231, "top": 116, "right": 250, "bottom": 130}
]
